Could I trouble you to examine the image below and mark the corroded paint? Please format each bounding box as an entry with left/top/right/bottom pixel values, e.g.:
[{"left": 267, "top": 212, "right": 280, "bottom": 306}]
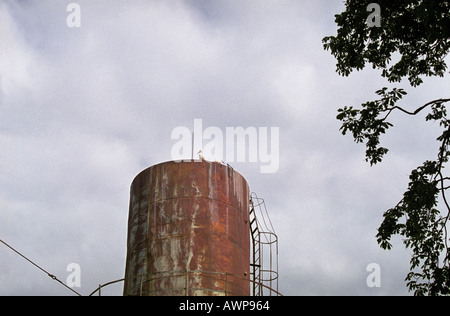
[{"left": 123, "top": 160, "right": 250, "bottom": 296}]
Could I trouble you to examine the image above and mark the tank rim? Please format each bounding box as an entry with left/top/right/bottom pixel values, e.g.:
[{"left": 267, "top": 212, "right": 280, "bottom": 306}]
[{"left": 131, "top": 160, "right": 247, "bottom": 187}]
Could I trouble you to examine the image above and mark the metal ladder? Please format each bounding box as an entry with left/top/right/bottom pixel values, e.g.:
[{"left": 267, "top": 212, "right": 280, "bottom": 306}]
[
  {"left": 249, "top": 201, "right": 262, "bottom": 296},
  {"left": 249, "top": 192, "right": 279, "bottom": 296}
]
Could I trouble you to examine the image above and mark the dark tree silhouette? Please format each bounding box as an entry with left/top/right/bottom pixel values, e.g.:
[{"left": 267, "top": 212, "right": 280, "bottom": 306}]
[{"left": 324, "top": 0, "right": 450, "bottom": 295}]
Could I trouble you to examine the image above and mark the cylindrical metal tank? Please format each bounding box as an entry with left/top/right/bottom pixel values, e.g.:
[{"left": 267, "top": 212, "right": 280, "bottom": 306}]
[{"left": 123, "top": 160, "right": 250, "bottom": 296}]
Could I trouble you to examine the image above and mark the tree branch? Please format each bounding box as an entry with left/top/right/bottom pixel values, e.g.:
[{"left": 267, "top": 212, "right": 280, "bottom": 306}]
[
  {"left": 385, "top": 98, "right": 450, "bottom": 116},
  {"left": 438, "top": 170, "right": 450, "bottom": 269}
]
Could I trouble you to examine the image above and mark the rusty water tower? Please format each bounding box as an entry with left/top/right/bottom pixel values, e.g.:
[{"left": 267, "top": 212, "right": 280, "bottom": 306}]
[{"left": 123, "top": 160, "right": 279, "bottom": 296}]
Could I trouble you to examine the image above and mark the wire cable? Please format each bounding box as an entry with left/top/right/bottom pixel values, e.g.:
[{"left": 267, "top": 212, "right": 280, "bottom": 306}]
[{"left": 0, "top": 238, "right": 82, "bottom": 296}]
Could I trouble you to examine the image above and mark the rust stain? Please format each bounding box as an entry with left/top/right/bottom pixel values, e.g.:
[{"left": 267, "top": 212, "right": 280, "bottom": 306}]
[{"left": 123, "top": 160, "right": 250, "bottom": 296}]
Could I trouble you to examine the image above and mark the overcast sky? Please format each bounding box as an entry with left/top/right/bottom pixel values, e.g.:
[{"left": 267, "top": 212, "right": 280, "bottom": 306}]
[{"left": 1, "top": 0, "right": 449, "bottom": 296}]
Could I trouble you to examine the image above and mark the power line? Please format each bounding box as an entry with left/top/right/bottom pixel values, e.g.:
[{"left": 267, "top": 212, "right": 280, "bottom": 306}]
[{"left": 0, "top": 238, "right": 82, "bottom": 296}]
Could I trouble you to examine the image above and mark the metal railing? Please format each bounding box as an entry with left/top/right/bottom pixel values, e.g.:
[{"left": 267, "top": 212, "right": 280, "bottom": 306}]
[
  {"left": 89, "top": 278, "right": 125, "bottom": 296},
  {"left": 92, "top": 270, "right": 282, "bottom": 296}
]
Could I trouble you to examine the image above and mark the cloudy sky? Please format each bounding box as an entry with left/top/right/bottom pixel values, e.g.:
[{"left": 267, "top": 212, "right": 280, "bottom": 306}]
[{"left": 1, "top": 0, "right": 449, "bottom": 296}]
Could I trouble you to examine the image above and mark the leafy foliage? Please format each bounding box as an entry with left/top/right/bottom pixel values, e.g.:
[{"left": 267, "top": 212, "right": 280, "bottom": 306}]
[
  {"left": 323, "top": 0, "right": 450, "bottom": 87},
  {"left": 324, "top": 0, "right": 450, "bottom": 295}
]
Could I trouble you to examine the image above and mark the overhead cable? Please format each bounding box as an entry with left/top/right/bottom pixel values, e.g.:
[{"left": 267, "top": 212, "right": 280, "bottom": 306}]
[{"left": 0, "top": 238, "right": 82, "bottom": 296}]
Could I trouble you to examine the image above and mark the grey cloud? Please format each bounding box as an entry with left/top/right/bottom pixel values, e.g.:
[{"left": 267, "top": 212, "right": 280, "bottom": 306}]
[{"left": 2, "top": 0, "right": 445, "bottom": 296}]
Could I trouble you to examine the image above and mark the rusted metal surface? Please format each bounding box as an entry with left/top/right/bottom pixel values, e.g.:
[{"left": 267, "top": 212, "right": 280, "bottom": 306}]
[{"left": 123, "top": 160, "right": 250, "bottom": 296}]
